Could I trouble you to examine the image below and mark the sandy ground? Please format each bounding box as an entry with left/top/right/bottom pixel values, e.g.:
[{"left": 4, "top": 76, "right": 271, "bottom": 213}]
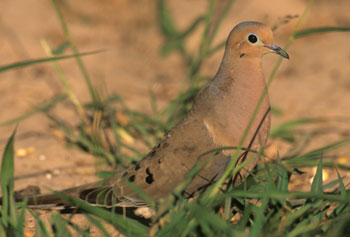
[{"left": 0, "top": 0, "right": 349, "bottom": 235}]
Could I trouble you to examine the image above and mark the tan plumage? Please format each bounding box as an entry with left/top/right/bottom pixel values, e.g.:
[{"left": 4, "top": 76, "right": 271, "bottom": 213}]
[{"left": 8, "top": 21, "right": 289, "bottom": 210}]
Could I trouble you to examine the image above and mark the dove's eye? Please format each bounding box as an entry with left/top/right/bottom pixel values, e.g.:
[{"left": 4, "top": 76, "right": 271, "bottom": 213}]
[{"left": 247, "top": 33, "right": 258, "bottom": 44}]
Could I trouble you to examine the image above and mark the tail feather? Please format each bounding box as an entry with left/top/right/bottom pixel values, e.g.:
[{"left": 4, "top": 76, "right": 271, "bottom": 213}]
[
  {"left": 0, "top": 181, "right": 147, "bottom": 209},
  {"left": 25, "top": 193, "right": 72, "bottom": 209}
]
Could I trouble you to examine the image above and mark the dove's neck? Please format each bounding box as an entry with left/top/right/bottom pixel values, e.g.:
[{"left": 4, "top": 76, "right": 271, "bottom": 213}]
[
  {"left": 203, "top": 51, "right": 271, "bottom": 147},
  {"left": 214, "top": 53, "right": 269, "bottom": 105}
]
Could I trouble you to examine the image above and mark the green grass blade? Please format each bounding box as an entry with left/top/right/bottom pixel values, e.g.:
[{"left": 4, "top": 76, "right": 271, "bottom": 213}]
[
  {"left": 44, "top": 112, "right": 117, "bottom": 165},
  {"left": 222, "top": 190, "right": 348, "bottom": 202},
  {"left": 50, "top": 0, "right": 100, "bottom": 105},
  {"left": 206, "top": 0, "right": 235, "bottom": 46},
  {"left": 249, "top": 189, "right": 269, "bottom": 237},
  {"left": 270, "top": 118, "right": 322, "bottom": 142},
  {"left": 0, "top": 94, "right": 67, "bottom": 127},
  {"left": 66, "top": 219, "right": 91, "bottom": 236},
  {"left": 157, "top": 0, "right": 178, "bottom": 37},
  {"left": 83, "top": 214, "right": 111, "bottom": 237},
  {"left": 276, "top": 153, "right": 289, "bottom": 193},
  {"left": 285, "top": 201, "right": 324, "bottom": 229},
  {"left": 311, "top": 159, "right": 323, "bottom": 193},
  {"left": 27, "top": 209, "right": 52, "bottom": 237},
  {"left": 122, "top": 179, "right": 155, "bottom": 208},
  {"left": 325, "top": 213, "right": 350, "bottom": 237},
  {"left": 335, "top": 168, "right": 347, "bottom": 199},
  {"left": 286, "top": 217, "right": 322, "bottom": 237},
  {"left": 161, "top": 16, "right": 204, "bottom": 57},
  {"left": 294, "top": 26, "right": 350, "bottom": 38},
  {"left": 179, "top": 16, "right": 205, "bottom": 40},
  {"left": 49, "top": 212, "right": 71, "bottom": 236},
  {"left": 205, "top": 40, "right": 225, "bottom": 57},
  {"left": 51, "top": 41, "right": 69, "bottom": 55},
  {"left": 283, "top": 138, "right": 350, "bottom": 163},
  {"left": 50, "top": 191, "right": 149, "bottom": 236},
  {"left": 0, "top": 128, "right": 17, "bottom": 228},
  {"left": 16, "top": 204, "right": 27, "bottom": 236},
  {"left": 0, "top": 50, "right": 103, "bottom": 74},
  {"left": 323, "top": 179, "right": 341, "bottom": 190},
  {"left": 0, "top": 224, "right": 5, "bottom": 237},
  {"left": 41, "top": 39, "right": 87, "bottom": 126},
  {"left": 327, "top": 168, "right": 348, "bottom": 219},
  {"left": 155, "top": 209, "right": 187, "bottom": 236},
  {"left": 190, "top": 203, "right": 233, "bottom": 235}
]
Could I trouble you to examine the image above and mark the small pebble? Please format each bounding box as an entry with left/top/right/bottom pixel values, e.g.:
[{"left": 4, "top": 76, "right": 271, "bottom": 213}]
[
  {"left": 337, "top": 157, "right": 350, "bottom": 164},
  {"left": 27, "top": 146, "right": 35, "bottom": 153},
  {"left": 53, "top": 169, "right": 60, "bottom": 175},
  {"left": 16, "top": 147, "right": 36, "bottom": 157},
  {"left": 45, "top": 173, "right": 52, "bottom": 180},
  {"left": 16, "top": 148, "right": 27, "bottom": 157}
]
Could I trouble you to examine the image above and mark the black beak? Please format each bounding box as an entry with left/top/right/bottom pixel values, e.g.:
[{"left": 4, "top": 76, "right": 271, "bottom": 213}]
[{"left": 264, "top": 44, "right": 289, "bottom": 59}]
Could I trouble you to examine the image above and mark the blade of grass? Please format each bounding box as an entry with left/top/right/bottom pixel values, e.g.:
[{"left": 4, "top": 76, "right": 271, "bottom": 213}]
[
  {"left": 186, "top": 0, "right": 216, "bottom": 78},
  {"left": 83, "top": 213, "right": 110, "bottom": 237},
  {"left": 40, "top": 39, "right": 88, "bottom": 126},
  {"left": 191, "top": 202, "right": 233, "bottom": 235},
  {"left": 157, "top": 0, "right": 178, "bottom": 37},
  {"left": 249, "top": 187, "right": 269, "bottom": 237},
  {"left": 335, "top": 167, "right": 347, "bottom": 199},
  {"left": 311, "top": 158, "right": 323, "bottom": 194},
  {"left": 49, "top": 212, "right": 71, "bottom": 236},
  {"left": 52, "top": 41, "right": 69, "bottom": 54},
  {"left": 0, "top": 50, "right": 103, "bottom": 74},
  {"left": 161, "top": 16, "right": 204, "bottom": 59},
  {"left": 0, "top": 128, "right": 17, "bottom": 228},
  {"left": 270, "top": 118, "right": 323, "bottom": 142},
  {"left": 0, "top": 94, "right": 67, "bottom": 127},
  {"left": 285, "top": 201, "right": 321, "bottom": 229},
  {"left": 326, "top": 167, "right": 348, "bottom": 218},
  {"left": 205, "top": 40, "right": 225, "bottom": 57},
  {"left": 221, "top": 190, "right": 348, "bottom": 203},
  {"left": 66, "top": 220, "right": 90, "bottom": 236},
  {"left": 44, "top": 112, "right": 118, "bottom": 165},
  {"left": 283, "top": 138, "right": 350, "bottom": 163},
  {"left": 16, "top": 201, "right": 27, "bottom": 236},
  {"left": 276, "top": 153, "right": 289, "bottom": 194},
  {"left": 294, "top": 26, "right": 350, "bottom": 38},
  {"left": 50, "top": 191, "right": 149, "bottom": 236},
  {"left": 50, "top": 0, "right": 100, "bottom": 105},
  {"left": 206, "top": 0, "right": 235, "bottom": 46},
  {"left": 0, "top": 224, "right": 5, "bottom": 237},
  {"left": 27, "top": 209, "right": 52, "bottom": 237}
]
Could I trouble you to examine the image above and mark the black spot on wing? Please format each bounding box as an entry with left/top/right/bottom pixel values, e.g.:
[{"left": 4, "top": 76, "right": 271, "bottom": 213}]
[
  {"left": 128, "top": 175, "right": 135, "bottom": 182},
  {"left": 150, "top": 150, "right": 157, "bottom": 157},
  {"left": 145, "top": 167, "right": 154, "bottom": 184}
]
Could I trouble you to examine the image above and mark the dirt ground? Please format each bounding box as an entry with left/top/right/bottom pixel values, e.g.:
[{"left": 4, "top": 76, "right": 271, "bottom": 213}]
[{"left": 0, "top": 0, "right": 349, "bottom": 235}]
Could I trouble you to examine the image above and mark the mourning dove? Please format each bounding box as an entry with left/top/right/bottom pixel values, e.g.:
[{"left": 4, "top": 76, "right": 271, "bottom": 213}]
[{"left": 6, "top": 21, "right": 289, "bottom": 210}]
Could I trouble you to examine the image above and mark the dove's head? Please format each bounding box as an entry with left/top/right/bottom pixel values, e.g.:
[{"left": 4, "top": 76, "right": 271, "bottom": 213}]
[{"left": 226, "top": 21, "right": 289, "bottom": 59}]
